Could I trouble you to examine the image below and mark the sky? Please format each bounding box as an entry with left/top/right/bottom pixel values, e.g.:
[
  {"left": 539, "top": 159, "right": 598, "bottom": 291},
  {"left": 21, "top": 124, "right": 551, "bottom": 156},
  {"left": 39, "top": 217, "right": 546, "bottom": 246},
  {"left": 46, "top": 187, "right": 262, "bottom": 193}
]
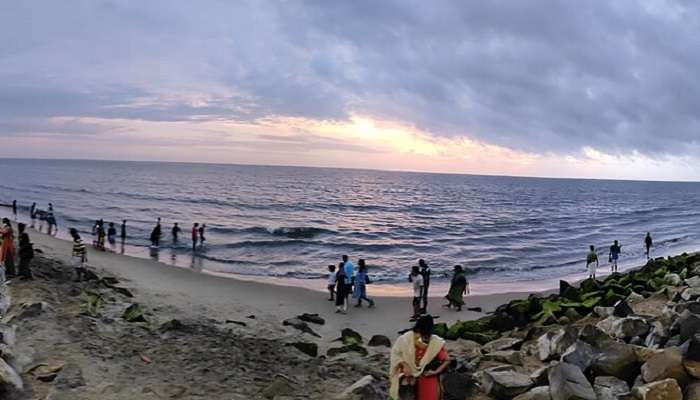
[{"left": 1, "top": 1, "right": 700, "bottom": 181}]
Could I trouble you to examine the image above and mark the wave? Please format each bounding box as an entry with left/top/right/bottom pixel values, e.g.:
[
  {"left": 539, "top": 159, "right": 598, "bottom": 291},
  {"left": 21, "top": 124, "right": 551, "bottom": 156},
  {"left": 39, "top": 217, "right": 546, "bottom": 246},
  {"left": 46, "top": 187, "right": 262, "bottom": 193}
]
[{"left": 209, "top": 226, "right": 336, "bottom": 238}]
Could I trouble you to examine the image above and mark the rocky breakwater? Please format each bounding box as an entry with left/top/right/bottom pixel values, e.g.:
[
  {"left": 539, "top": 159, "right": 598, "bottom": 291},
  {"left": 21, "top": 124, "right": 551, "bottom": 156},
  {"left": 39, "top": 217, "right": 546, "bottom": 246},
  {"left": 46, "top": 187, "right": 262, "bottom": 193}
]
[
  {"left": 0, "top": 270, "right": 23, "bottom": 399},
  {"left": 435, "top": 252, "right": 700, "bottom": 399}
]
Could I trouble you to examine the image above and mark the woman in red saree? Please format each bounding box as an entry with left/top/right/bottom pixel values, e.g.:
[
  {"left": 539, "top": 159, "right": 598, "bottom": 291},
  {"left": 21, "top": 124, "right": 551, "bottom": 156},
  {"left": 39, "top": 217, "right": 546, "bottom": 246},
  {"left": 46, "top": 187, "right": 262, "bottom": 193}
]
[
  {"left": 390, "top": 315, "right": 450, "bottom": 400},
  {"left": 0, "top": 218, "right": 16, "bottom": 277}
]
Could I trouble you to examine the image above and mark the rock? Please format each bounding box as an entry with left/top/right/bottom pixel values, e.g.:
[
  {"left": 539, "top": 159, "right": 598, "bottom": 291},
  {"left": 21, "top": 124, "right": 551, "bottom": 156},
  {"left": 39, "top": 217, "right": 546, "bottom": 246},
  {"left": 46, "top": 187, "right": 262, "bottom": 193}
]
[
  {"left": 340, "top": 328, "right": 363, "bottom": 345},
  {"left": 17, "top": 301, "right": 51, "bottom": 319},
  {"left": 482, "top": 367, "right": 533, "bottom": 399},
  {"left": 483, "top": 337, "right": 523, "bottom": 353},
  {"left": 594, "top": 306, "right": 615, "bottom": 318},
  {"left": 633, "top": 378, "right": 682, "bottom": 400},
  {"left": 664, "top": 273, "right": 682, "bottom": 286},
  {"left": 0, "top": 324, "right": 16, "bottom": 347},
  {"left": 681, "top": 287, "right": 700, "bottom": 301},
  {"left": 530, "top": 366, "right": 549, "bottom": 386},
  {"left": 122, "top": 303, "right": 147, "bottom": 323},
  {"left": 595, "top": 316, "right": 619, "bottom": 337},
  {"left": 613, "top": 300, "right": 634, "bottom": 317},
  {"left": 641, "top": 347, "right": 688, "bottom": 384},
  {"left": 612, "top": 316, "right": 650, "bottom": 339},
  {"left": 282, "top": 318, "right": 321, "bottom": 338},
  {"left": 225, "top": 320, "right": 247, "bottom": 327},
  {"left": 513, "top": 386, "right": 551, "bottom": 400},
  {"left": 261, "top": 374, "right": 295, "bottom": 399},
  {"left": 298, "top": 313, "right": 325, "bottom": 325},
  {"left": 644, "top": 321, "right": 668, "bottom": 349},
  {"left": 560, "top": 340, "right": 595, "bottom": 371},
  {"left": 287, "top": 342, "right": 318, "bottom": 357},
  {"left": 591, "top": 340, "right": 639, "bottom": 382},
  {"left": 632, "top": 345, "right": 662, "bottom": 364},
  {"left": 686, "top": 275, "right": 700, "bottom": 288},
  {"left": 686, "top": 382, "right": 700, "bottom": 400},
  {"left": 537, "top": 327, "right": 577, "bottom": 361},
  {"left": 54, "top": 363, "right": 85, "bottom": 390},
  {"left": 443, "top": 371, "right": 474, "bottom": 400},
  {"left": 327, "top": 343, "right": 368, "bottom": 357},
  {"left": 683, "top": 334, "right": 700, "bottom": 379},
  {"left": 627, "top": 292, "right": 645, "bottom": 302},
  {"left": 483, "top": 350, "right": 522, "bottom": 365},
  {"left": 0, "top": 357, "right": 22, "bottom": 391},
  {"left": 367, "top": 335, "right": 391, "bottom": 347},
  {"left": 548, "top": 362, "right": 596, "bottom": 400},
  {"left": 678, "top": 310, "right": 700, "bottom": 342},
  {"left": 334, "top": 375, "right": 378, "bottom": 400},
  {"left": 158, "top": 319, "right": 185, "bottom": 332},
  {"left": 467, "top": 307, "right": 483, "bottom": 312},
  {"left": 593, "top": 376, "right": 629, "bottom": 400}
]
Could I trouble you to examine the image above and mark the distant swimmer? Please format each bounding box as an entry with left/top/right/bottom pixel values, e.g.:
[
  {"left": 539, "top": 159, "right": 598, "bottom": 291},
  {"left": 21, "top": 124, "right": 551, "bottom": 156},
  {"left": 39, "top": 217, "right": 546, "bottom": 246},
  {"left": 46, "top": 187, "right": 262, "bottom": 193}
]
[
  {"left": 172, "top": 223, "right": 182, "bottom": 241},
  {"left": 121, "top": 220, "right": 127, "bottom": 241},
  {"left": 586, "top": 245, "right": 599, "bottom": 279},
  {"left": 191, "top": 223, "right": 199, "bottom": 250},
  {"left": 199, "top": 224, "right": 206, "bottom": 246},
  {"left": 645, "top": 233, "right": 653, "bottom": 260},
  {"left": 609, "top": 240, "right": 622, "bottom": 273}
]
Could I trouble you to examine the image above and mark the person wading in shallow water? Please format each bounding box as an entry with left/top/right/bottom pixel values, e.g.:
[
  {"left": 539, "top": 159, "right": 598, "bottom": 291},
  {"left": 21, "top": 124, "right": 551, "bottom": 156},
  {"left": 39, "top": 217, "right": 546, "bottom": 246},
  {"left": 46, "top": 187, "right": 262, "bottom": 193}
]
[
  {"left": 389, "top": 315, "right": 450, "bottom": 400},
  {"left": 191, "top": 223, "right": 199, "bottom": 251},
  {"left": 586, "top": 245, "right": 599, "bottom": 279},
  {"left": 198, "top": 224, "right": 206, "bottom": 246},
  {"left": 644, "top": 233, "right": 653, "bottom": 260},
  {"left": 172, "top": 223, "right": 182, "bottom": 242},
  {"left": 120, "top": 220, "right": 127, "bottom": 242}
]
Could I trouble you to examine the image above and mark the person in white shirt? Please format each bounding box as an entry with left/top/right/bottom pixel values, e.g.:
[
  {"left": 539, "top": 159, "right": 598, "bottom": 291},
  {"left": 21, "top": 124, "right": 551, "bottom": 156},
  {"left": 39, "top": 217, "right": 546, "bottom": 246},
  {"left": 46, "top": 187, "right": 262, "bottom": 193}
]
[
  {"left": 409, "top": 265, "right": 423, "bottom": 321},
  {"left": 326, "top": 264, "right": 337, "bottom": 301}
]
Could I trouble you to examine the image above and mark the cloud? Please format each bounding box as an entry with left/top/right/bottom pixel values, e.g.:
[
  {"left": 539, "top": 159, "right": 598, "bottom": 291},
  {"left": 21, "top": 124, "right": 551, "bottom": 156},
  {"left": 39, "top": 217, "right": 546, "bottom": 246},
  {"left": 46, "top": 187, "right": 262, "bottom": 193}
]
[{"left": 1, "top": 0, "right": 700, "bottom": 164}]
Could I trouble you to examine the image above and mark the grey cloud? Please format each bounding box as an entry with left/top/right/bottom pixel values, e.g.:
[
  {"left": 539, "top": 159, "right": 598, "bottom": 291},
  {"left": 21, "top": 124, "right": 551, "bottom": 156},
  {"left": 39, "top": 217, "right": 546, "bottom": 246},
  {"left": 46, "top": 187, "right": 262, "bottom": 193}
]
[{"left": 1, "top": 1, "right": 700, "bottom": 157}]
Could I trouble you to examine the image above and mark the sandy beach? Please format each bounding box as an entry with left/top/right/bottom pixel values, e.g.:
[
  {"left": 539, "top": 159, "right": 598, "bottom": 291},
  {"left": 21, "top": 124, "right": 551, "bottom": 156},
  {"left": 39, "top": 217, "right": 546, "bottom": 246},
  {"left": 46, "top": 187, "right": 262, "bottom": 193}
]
[{"left": 23, "top": 226, "right": 533, "bottom": 340}]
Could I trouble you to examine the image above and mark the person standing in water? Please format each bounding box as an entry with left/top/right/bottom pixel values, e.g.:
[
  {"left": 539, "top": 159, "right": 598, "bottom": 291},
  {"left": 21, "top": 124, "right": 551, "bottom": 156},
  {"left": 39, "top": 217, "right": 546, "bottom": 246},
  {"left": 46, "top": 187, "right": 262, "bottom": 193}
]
[
  {"left": 418, "top": 259, "right": 431, "bottom": 314},
  {"left": 191, "top": 223, "right": 199, "bottom": 251},
  {"left": 409, "top": 265, "right": 424, "bottom": 321},
  {"left": 11, "top": 200, "right": 17, "bottom": 220},
  {"left": 46, "top": 203, "right": 57, "bottom": 235},
  {"left": 172, "top": 223, "right": 182, "bottom": 242},
  {"left": 120, "top": 220, "right": 127, "bottom": 242},
  {"left": 17, "top": 223, "right": 34, "bottom": 280},
  {"left": 107, "top": 222, "right": 117, "bottom": 249},
  {"left": 70, "top": 228, "right": 87, "bottom": 282},
  {"left": 609, "top": 240, "right": 622, "bottom": 273},
  {"left": 30, "top": 202, "right": 37, "bottom": 227},
  {"left": 150, "top": 219, "right": 162, "bottom": 248},
  {"left": 586, "top": 245, "right": 599, "bottom": 279},
  {"left": 198, "top": 224, "right": 206, "bottom": 246},
  {"left": 353, "top": 259, "right": 375, "bottom": 308},
  {"left": 644, "top": 233, "right": 653, "bottom": 260}
]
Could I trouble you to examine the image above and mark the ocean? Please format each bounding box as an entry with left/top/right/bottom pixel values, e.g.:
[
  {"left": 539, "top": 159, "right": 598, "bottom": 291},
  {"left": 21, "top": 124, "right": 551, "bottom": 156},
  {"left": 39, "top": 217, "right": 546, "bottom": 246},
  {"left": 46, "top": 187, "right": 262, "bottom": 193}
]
[{"left": 1, "top": 158, "right": 699, "bottom": 294}]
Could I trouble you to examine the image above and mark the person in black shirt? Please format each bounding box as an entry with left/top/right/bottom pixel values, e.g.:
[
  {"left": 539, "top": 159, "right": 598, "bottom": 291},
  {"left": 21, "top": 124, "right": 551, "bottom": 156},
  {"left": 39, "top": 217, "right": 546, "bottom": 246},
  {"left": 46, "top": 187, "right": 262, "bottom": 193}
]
[
  {"left": 418, "top": 259, "right": 431, "bottom": 314},
  {"left": 172, "top": 223, "right": 182, "bottom": 242},
  {"left": 644, "top": 233, "right": 653, "bottom": 260},
  {"left": 120, "top": 220, "right": 127, "bottom": 241}
]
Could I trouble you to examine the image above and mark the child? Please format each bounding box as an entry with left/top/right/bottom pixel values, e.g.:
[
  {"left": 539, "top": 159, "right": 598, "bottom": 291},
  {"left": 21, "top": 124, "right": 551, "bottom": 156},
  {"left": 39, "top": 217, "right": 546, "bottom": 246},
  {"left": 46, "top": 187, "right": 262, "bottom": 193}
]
[
  {"left": 71, "top": 228, "right": 87, "bottom": 282},
  {"left": 327, "top": 264, "right": 336, "bottom": 301}
]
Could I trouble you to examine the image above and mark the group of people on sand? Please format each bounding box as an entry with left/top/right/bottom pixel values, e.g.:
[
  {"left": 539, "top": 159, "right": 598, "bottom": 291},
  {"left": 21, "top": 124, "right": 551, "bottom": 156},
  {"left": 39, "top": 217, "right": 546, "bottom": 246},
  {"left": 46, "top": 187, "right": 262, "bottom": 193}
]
[
  {"left": 585, "top": 233, "right": 654, "bottom": 279},
  {"left": 0, "top": 218, "right": 35, "bottom": 281},
  {"left": 326, "top": 257, "right": 471, "bottom": 321}
]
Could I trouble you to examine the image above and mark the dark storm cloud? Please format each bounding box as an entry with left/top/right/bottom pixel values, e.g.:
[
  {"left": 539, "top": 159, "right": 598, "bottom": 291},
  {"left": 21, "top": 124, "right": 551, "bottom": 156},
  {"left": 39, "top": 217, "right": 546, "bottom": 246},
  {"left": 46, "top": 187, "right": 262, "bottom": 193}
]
[{"left": 1, "top": 1, "right": 699, "bottom": 156}]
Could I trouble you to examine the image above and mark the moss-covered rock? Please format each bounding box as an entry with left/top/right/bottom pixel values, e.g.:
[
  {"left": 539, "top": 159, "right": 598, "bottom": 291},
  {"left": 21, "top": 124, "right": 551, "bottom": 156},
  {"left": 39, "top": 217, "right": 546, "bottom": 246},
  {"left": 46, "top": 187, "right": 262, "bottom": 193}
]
[{"left": 433, "top": 323, "right": 448, "bottom": 338}]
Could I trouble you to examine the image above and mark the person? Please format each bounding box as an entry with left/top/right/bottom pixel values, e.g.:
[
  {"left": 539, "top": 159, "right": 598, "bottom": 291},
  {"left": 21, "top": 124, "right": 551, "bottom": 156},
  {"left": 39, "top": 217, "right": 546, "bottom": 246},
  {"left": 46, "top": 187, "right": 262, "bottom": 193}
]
[
  {"left": 97, "top": 221, "right": 106, "bottom": 250},
  {"left": 46, "top": 203, "right": 57, "bottom": 235},
  {"left": 11, "top": 200, "right": 17, "bottom": 220},
  {"left": 30, "top": 202, "right": 37, "bottom": 227},
  {"left": 342, "top": 255, "right": 355, "bottom": 307},
  {"left": 172, "top": 223, "right": 182, "bottom": 241},
  {"left": 327, "top": 264, "right": 336, "bottom": 301},
  {"left": 191, "top": 223, "right": 199, "bottom": 250},
  {"left": 609, "top": 240, "right": 622, "bottom": 273},
  {"left": 409, "top": 266, "right": 424, "bottom": 321},
  {"left": 150, "top": 223, "right": 161, "bottom": 248},
  {"left": 353, "top": 259, "right": 375, "bottom": 308},
  {"left": 0, "top": 218, "right": 16, "bottom": 278},
  {"left": 586, "top": 245, "right": 599, "bottom": 279},
  {"left": 199, "top": 224, "right": 206, "bottom": 245},
  {"left": 389, "top": 315, "right": 450, "bottom": 400},
  {"left": 335, "top": 262, "right": 348, "bottom": 314},
  {"left": 70, "top": 228, "right": 87, "bottom": 282},
  {"left": 418, "top": 259, "right": 431, "bottom": 314},
  {"left": 107, "top": 222, "right": 117, "bottom": 247},
  {"left": 645, "top": 233, "right": 653, "bottom": 260},
  {"left": 444, "top": 265, "right": 470, "bottom": 311},
  {"left": 120, "top": 220, "right": 127, "bottom": 241},
  {"left": 17, "top": 223, "right": 33, "bottom": 280}
]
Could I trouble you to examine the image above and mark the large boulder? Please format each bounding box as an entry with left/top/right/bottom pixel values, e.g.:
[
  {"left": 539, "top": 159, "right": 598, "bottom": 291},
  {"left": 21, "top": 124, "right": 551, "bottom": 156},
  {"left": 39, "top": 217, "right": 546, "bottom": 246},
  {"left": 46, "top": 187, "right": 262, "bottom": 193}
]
[
  {"left": 683, "top": 334, "right": 700, "bottom": 379},
  {"left": 367, "top": 335, "right": 391, "bottom": 348},
  {"left": 0, "top": 357, "right": 22, "bottom": 391},
  {"left": 298, "top": 313, "right": 325, "bottom": 325},
  {"left": 677, "top": 310, "right": 700, "bottom": 342},
  {"left": 686, "top": 276, "right": 700, "bottom": 288},
  {"left": 591, "top": 340, "right": 640, "bottom": 382},
  {"left": 282, "top": 318, "right": 321, "bottom": 338},
  {"left": 593, "top": 376, "right": 629, "bottom": 400},
  {"left": 482, "top": 367, "right": 533, "bottom": 399},
  {"left": 537, "top": 327, "right": 578, "bottom": 361},
  {"left": 612, "top": 316, "right": 650, "bottom": 339},
  {"left": 482, "top": 350, "right": 522, "bottom": 365},
  {"left": 644, "top": 321, "right": 668, "bottom": 349},
  {"left": 548, "top": 362, "right": 596, "bottom": 400},
  {"left": 681, "top": 287, "right": 700, "bottom": 301},
  {"left": 287, "top": 342, "right": 318, "bottom": 357},
  {"left": 560, "top": 340, "right": 595, "bottom": 371},
  {"left": 513, "top": 386, "right": 551, "bottom": 400},
  {"left": 613, "top": 300, "right": 634, "bottom": 317},
  {"left": 334, "top": 375, "right": 380, "bottom": 400},
  {"left": 633, "top": 378, "right": 682, "bottom": 400},
  {"left": 664, "top": 273, "right": 682, "bottom": 286},
  {"left": 483, "top": 337, "right": 523, "bottom": 353},
  {"left": 340, "top": 328, "right": 363, "bottom": 345},
  {"left": 641, "top": 347, "right": 689, "bottom": 384},
  {"left": 442, "top": 371, "right": 474, "bottom": 400}
]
